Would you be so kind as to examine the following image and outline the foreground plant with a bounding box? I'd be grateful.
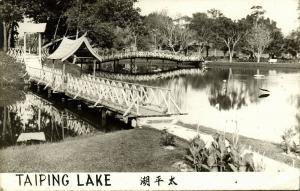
[160,129,175,146]
[281,128,300,154]
[185,133,256,172]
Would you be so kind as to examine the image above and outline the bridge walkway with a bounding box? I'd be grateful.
[23,55,183,119]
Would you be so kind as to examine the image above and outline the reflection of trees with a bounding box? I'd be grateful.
[207,68,268,110]
[167,76,188,109]
[208,80,247,110]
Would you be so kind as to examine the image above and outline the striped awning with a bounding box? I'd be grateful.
[47,34,102,61]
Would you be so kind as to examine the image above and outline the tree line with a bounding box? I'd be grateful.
[0,0,300,62]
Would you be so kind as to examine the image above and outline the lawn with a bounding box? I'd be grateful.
[0,51,26,106]
[0,128,187,172]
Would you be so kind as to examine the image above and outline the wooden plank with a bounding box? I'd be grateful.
[17,132,46,142]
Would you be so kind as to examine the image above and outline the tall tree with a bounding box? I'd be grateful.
[0,0,24,52]
[65,0,141,49]
[144,11,172,50]
[22,0,73,42]
[212,17,247,62]
[189,12,213,56]
[0,18,3,49]
[246,24,272,63]
[284,29,300,58]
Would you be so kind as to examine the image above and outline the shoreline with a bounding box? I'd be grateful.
[205,61,300,69]
[140,118,300,169]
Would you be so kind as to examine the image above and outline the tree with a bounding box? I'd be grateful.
[212,17,247,62]
[239,6,284,59]
[161,22,194,53]
[0,18,3,49]
[284,29,300,58]
[22,0,74,42]
[246,24,272,62]
[189,12,213,56]
[207,8,224,19]
[144,11,172,50]
[65,0,141,49]
[0,0,24,52]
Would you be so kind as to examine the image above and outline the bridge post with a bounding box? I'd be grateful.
[100,108,107,127]
[113,60,116,72]
[37,84,41,93]
[62,62,67,91]
[47,89,52,98]
[93,60,96,78]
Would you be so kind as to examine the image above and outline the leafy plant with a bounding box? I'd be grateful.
[281,128,298,154]
[185,133,256,172]
[160,129,175,146]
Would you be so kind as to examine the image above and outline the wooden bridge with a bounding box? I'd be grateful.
[95,51,204,63]
[23,55,183,120]
[8,47,203,64]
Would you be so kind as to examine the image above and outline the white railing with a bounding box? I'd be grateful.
[7,47,49,62]
[100,51,203,62]
[25,65,182,117]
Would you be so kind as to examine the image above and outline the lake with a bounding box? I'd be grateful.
[1,66,299,147]
[147,67,300,143]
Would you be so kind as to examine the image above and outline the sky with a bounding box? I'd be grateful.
[135,0,299,35]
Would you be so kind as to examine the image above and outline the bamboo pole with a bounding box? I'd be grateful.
[38,33,42,63]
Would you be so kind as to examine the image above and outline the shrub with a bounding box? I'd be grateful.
[185,133,256,172]
[160,129,175,146]
[281,128,300,154]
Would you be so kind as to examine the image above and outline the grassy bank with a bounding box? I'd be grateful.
[0,51,26,106]
[206,61,300,69]
[0,128,187,172]
[176,121,300,168]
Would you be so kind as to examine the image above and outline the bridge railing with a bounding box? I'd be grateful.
[100,51,203,62]
[26,65,64,92]
[7,47,49,62]
[7,48,24,62]
[25,65,182,117]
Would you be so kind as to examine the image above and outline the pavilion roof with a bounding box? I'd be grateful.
[47,34,102,62]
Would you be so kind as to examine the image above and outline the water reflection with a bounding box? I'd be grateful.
[150,67,300,143]
[0,91,125,148]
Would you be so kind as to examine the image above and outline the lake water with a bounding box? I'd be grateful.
[1,66,299,147]
[0,85,126,148]
[147,67,300,143]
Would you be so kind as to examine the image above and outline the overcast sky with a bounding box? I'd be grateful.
[135,0,299,35]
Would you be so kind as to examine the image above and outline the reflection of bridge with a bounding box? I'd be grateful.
[8,93,96,135]
[23,55,183,120]
[95,68,206,82]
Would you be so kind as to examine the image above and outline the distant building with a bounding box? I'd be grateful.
[173,16,191,28]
